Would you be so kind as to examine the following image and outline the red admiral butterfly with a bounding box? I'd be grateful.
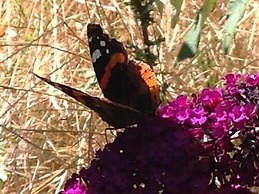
[34,24,160,128]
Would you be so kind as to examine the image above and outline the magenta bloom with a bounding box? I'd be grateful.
[189,106,207,125]
[200,88,223,108]
[159,95,191,123]
[245,74,259,86]
[59,74,259,194]
[60,176,87,194]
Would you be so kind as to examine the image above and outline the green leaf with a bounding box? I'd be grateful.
[155,0,164,16]
[160,82,170,104]
[176,0,216,64]
[24,29,34,42]
[170,0,184,28]
[223,0,249,54]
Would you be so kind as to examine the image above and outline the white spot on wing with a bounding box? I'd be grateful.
[92,49,102,63]
[88,37,92,42]
[106,49,109,54]
[100,40,106,47]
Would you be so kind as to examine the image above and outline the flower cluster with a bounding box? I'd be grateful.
[59,74,258,194]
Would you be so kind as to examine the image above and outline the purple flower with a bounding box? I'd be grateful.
[158,105,175,119]
[245,74,259,86]
[229,105,247,125]
[176,105,190,122]
[189,106,207,126]
[225,73,242,95]
[159,95,191,123]
[211,121,228,138]
[210,104,228,122]
[189,127,204,139]
[243,103,256,118]
[60,177,87,194]
[59,73,258,194]
[200,88,223,108]
[228,104,256,129]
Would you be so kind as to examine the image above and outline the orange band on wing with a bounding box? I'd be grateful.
[139,62,161,106]
[100,53,126,90]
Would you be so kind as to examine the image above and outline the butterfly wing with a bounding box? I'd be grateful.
[126,60,161,115]
[87,24,129,105]
[33,73,146,128]
[87,24,161,114]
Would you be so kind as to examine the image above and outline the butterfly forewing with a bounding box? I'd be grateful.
[87,24,161,115]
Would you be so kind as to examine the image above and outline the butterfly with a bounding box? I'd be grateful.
[34,24,160,128]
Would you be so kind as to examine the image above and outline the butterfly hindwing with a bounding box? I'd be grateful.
[33,73,146,128]
[126,60,161,114]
